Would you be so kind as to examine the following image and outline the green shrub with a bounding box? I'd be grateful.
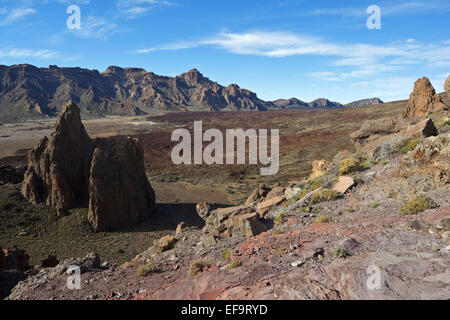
[353,177,364,185]
[370,202,380,209]
[189,257,213,276]
[274,211,289,226]
[333,248,348,259]
[221,249,232,261]
[136,263,156,277]
[445,120,450,126]
[311,189,340,203]
[313,216,333,224]
[225,260,242,270]
[399,196,437,216]
[307,178,323,191]
[396,140,421,154]
[347,208,355,213]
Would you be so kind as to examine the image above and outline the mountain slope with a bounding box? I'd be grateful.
[0,65,273,122]
[345,98,384,108]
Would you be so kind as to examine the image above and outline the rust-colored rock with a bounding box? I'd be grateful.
[403,77,445,118]
[156,235,177,252]
[88,137,155,232]
[22,102,94,209]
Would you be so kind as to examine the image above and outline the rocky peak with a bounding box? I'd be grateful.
[403,77,446,118]
[179,68,205,85]
[445,75,450,94]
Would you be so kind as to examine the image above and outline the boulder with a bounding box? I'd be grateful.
[199,204,257,236]
[41,255,59,268]
[196,202,212,219]
[351,117,400,142]
[445,75,450,94]
[265,184,285,200]
[256,196,285,218]
[88,137,156,232]
[245,184,270,205]
[156,235,177,252]
[332,176,355,194]
[22,102,94,209]
[310,160,331,180]
[226,212,267,237]
[80,252,101,269]
[403,77,446,118]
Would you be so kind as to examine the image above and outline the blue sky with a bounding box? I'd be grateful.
[0,0,449,103]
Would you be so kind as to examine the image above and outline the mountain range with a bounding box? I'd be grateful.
[0,64,383,123]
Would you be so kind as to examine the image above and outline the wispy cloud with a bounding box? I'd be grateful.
[69,16,117,39]
[0,7,36,26]
[136,31,450,68]
[116,0,174,19]
[0,48,60,59]
[302,1,450,18]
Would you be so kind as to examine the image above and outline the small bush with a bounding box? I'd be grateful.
[354,177,364,185]
[370,202,380,209]
[396,139,421,154]
[225,260,242,270]
[333,248,348,259]
[307,178,323,191]
[136,263,156,277]
[347,208,355,213]
[222,249,232,261]
[274,211,289,226]
[338,155,369,175]
[399,196,437,216]
[189,257,213,276]
[445,120,450,126]
[313,216,333,224]
[311,189,340,204]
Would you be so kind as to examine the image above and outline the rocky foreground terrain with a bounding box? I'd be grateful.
[1,76,449,300]
[0,64,384,123]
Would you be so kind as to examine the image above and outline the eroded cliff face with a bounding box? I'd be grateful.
[0,65,272,122]
[403,77,446,118]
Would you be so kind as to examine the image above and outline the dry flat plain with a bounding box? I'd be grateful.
[0,100,407,265]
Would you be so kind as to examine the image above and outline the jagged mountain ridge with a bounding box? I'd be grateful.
[0,64,383,122]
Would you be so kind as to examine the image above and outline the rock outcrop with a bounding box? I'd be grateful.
[22,102,94,209]
[0,165,25,185]
[403,77,446,118]
[445,75,450,94]
[197,204,266,237]
[2,246,30,272]
[21,102,156,231]
[88,137,155,232]
[310,160,331,180]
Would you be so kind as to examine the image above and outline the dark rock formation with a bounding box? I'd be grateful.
[0,165,25,185]
[21,101,156,231]
[2,246,30,272]
[403,77,446,118]
[22,102,94,209]
[88,137,155,232]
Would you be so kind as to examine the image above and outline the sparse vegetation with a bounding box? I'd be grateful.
[222,249,232,261]
[333,248,349,259]
[445,120,450,126]
[225,259,243,270]
[311,189,340,203]
[189,257,213,276]
[338,155,369,175]
[399,196,437,216]
[347,208,355,213]
[274,211,289,226]
[136,263,156,277]
[370,202,380,209]
[395,139,421,154]
[313,216,333,224]
[353,177,364,185]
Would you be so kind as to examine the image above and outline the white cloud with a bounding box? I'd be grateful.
[116,0,173,19]
[0,7,36,26]
[137,31,450,69]
[0,48,60,59]
[69,16,117,39]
